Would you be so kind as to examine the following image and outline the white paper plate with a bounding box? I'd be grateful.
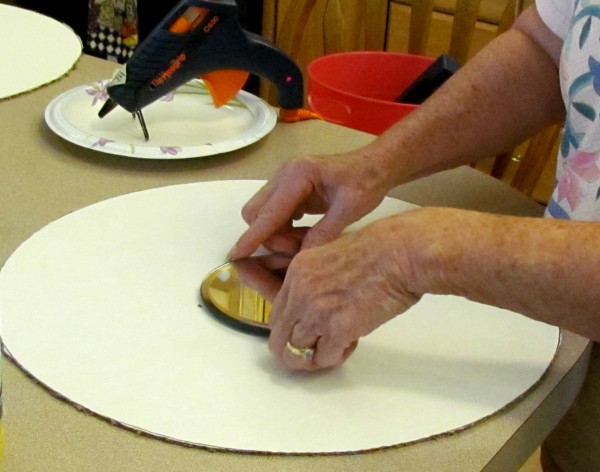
[0,181,560,454]
[0,5,82,99]
[45,80,278,159]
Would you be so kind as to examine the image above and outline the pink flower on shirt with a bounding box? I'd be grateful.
[557,150,600,210]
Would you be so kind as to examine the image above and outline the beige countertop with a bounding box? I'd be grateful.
[0,54,591,472]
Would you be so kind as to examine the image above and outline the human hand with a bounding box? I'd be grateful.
[227,151,394,260]
[267,214,423,370]
[232,253,292,302]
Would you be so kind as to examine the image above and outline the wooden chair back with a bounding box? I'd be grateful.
[261,0,389,104]
[389,0,558,199]
[405,0,523,63]
[263,0,558,199]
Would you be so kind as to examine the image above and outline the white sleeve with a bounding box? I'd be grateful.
[535,0,576,39]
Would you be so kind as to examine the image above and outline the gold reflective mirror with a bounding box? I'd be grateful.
[200,254,293,336]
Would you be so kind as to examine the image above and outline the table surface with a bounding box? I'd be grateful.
[0,54,591,472]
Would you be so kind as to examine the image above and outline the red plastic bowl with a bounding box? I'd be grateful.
[308,52,434,135]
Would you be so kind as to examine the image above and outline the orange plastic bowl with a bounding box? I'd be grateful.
[308,52,434,135]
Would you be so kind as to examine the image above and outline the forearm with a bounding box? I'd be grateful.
[396,208,600,340]
[365,7,565,187]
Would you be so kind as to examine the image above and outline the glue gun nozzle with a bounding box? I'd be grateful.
[98,98,118,118]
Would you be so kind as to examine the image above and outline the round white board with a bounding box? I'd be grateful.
[0,181,560,454]
[0,5,82,99]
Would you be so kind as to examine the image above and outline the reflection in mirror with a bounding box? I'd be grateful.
[199,254,293,336]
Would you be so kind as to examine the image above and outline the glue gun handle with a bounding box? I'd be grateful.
[243,32,304,110]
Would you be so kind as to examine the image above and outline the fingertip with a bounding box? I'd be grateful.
[226,242,247,261]
[226,237,255,262]
[225,245,238,262]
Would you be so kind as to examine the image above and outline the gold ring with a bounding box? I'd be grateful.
[286,341,315,360]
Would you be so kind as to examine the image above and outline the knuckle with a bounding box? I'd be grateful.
[240,202,256,223]
[329,314,358,340]
[293,320,320,341]
[287,155,314,172]
[256,202,279,222]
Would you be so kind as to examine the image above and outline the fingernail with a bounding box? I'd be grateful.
[225,245,237,262]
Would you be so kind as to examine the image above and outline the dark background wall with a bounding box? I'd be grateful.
[12,1,263,92]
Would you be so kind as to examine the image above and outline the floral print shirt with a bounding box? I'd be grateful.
[538,0,600,220]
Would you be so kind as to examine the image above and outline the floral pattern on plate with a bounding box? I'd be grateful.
[45,78,277,160]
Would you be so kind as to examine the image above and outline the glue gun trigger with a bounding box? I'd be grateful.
[201,70,249,107]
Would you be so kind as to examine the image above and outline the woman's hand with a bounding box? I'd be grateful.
[227,151,395,260]
[258,205,600,370]
[266,214,423,370]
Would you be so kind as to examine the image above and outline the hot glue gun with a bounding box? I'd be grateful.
[98,0,318,139]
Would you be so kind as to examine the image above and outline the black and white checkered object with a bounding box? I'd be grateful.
[87,26,135,64]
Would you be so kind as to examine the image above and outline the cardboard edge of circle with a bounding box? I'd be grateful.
[0,4,83,102]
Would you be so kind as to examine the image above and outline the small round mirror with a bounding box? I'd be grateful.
[200,254,292,336]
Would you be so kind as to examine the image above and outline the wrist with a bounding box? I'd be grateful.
[387,207,467,298]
